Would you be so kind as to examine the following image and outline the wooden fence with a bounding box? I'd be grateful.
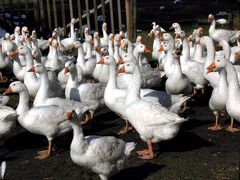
[0,0,136,41]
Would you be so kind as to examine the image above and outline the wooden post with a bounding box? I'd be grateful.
[17,0,21,25]
[39,0,46,33]
[25,0,29,15]
[117,0,122,32]
[61,0,67,36]
[69,0,73,20]
[109,0,114,34]
[85,0,90,31]
[33,0,40,28]
[125,0,136,42]
[93,0,98,31]
[77,0,83,38]
[101,0,106,23]
[1,0,4,15]
[46,0,52,31]
[53,0,58,28]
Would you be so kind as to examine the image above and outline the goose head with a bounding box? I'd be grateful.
[4,81,27,95]
[136,35,142,44]
[169,23,181,32]
[16,46,31,56]
[207,56,228,73]
[102,22,107,30]
[84,27,90,36]
[27,63,44,74]
[21,26,29,36]
[114,34,122,47]
[121,53,138,64]
[208,14,214,23]
[175,30,185,40]
[196,27,203,36]
[117,61,137,75]
[162,33,173,41]
[71,41,81,49]
[120,39,128,49]
[109,33,114,41]
[94,32,100,40]
[97,55,115,65]
[134,44,151,53]
[15,26,21,35]
[5,33,11,40]
[158,42,173,52]
[64,61,75,74]
[51,39,60,49]
[71,18,76,24]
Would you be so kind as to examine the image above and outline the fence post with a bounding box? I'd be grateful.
[125,0,136,42]
[101,0,106,23]
[93,0,98,31]
[39,0,45,33]
[53,0,58,28]
[1,0,4,15]
[85,0,91,31]
[77,0,83,38]
[46,0,52,31]
[60,0,66,36]
[109,0,115,34]
[69,0,73,20]
[33,0,40,29]
[117,0,122,32]
[25,0,29,15]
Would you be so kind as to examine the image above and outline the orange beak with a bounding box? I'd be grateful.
[8,49,19,58]
[27,66,35,72]
[116,66,125,74]
[100,50,105,56]
[97,58,104,64]
[158,34,164,41]
[56,43,60,49]
[144,47,151,53]
[29,36,33,41]
[71,44,76,49]
[117,58,124,65]
[96,34,100,40]
[66,111,73,120]
[169,25,174,30]
[188,37,193,42]
[158,45,164,52]
[123,43,128,49]
[235,50,240,58]
[64,67,70,74]
[175,34,181,39]
[148,31,154,38]
[89,38,94,44]
[207,62,216,73]
[3,86,13,95]
[95,46,100,51]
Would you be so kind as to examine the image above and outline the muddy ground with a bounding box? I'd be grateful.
[0,81,239,180]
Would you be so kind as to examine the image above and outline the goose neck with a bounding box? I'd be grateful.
[106,63,117,91]
[85,42,92,59]
[204,38,215,68]
[181,38,190,60]
[77,46,85,64]
[70,121,86,154]
[225,63,240,95]
[17,90,30,115]
[126,66,141,105]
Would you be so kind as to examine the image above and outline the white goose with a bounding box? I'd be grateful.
[99,55,189,134]
[68,110,135,180]
[100,22,109,47]
[4,81,85,160]
[64,61,105,123]
[60,18,77,50]
[207,56,240,132]
[208,14,238,43]
[73,40,96,79]
[118,61,186,159]
[206,62,228,131]
[0,43,12,81]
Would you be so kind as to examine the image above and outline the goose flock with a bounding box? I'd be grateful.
[0,13,240,179]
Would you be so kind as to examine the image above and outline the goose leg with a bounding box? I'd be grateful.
[139,139,156,160]
[118,120,133,134]
[226,117,240,132]
[35,141,52,160]
[208,112,222,131]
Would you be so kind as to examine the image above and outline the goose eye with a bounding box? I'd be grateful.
[127,64,130,66]
[217,60,220,62]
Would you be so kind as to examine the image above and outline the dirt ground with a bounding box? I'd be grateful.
[0,81,239,180]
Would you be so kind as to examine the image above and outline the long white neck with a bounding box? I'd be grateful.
[85,42,92,59]
[203,37,215,70]
[193,44,203,60]
[77,45,85,64]
[127,40,133,54]
[47,45,53,60]
[108,40,114,56]
[25,53,38,81]
[221,40,231,59]
[114,44,120,63]
[16,90,30,115]
[106,62,117,91]
[70,120,86,154]
[172,58,183,78]
[65,66,78,99]
[181,38,190,62]
[33,69,49,106]
[102,28,108,40]
[49,47,59,67]
[133,48,143,67]
[126,66,141,106]
[70,23,75,39]
[218,69,228,91]
[209,18,216,35]
[225,62,240,97]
